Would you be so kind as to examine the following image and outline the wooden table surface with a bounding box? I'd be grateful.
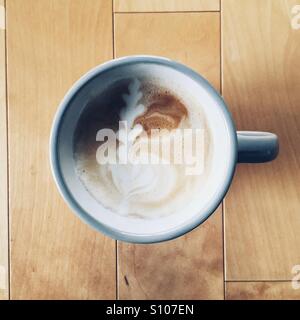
[0,0,300,300]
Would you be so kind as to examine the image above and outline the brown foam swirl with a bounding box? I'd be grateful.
[134,93,188,133]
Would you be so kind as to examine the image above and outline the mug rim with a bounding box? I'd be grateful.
[50,55,237,243]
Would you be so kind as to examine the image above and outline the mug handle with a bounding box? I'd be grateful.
[237,131,279,163]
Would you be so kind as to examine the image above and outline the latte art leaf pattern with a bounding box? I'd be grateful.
[74,76,212,218]
[120,78,145,129]
[111,79,181,215]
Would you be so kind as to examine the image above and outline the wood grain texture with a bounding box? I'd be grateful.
[7,0,115,299]
[115,12,223,299]
[226,282,300,300]
[223,0,300,280]
[0,0,8,300]
[115,12,220,89]
[114,0,220,12]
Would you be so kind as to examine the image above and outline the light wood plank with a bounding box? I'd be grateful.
[0,0,8,301]
[226,282,300,300]
[115,12,220,89]
[7,0,115,299]
[115,12,223,299]
[114,0,220,12]
[223,0,300,280]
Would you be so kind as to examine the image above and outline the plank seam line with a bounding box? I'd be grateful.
[114,11,220,14]
[4,0,10,300]
[112,1,116,60]
[226,280,297,283]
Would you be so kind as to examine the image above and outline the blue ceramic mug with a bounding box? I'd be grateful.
[50,56,278,243]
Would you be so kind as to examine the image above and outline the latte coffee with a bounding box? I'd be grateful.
[73,75,212,219]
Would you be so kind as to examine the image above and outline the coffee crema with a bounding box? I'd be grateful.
[134,93,188,133]
[73,77,212,219]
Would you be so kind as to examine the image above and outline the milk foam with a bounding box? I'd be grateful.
[74,76,212,219]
